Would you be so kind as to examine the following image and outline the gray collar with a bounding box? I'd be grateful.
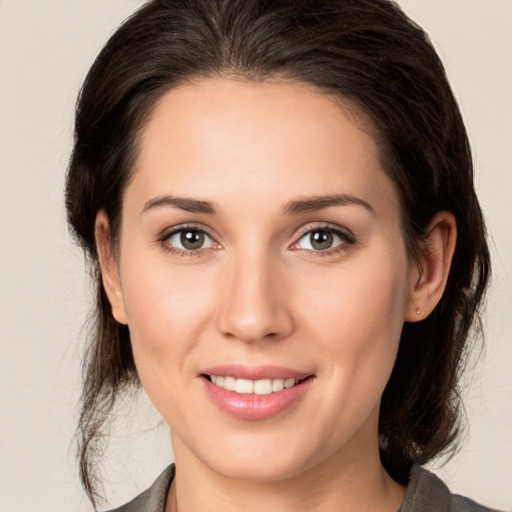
[105,464,174,512]
[106,463,496,512]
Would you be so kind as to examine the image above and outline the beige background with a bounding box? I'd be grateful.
[0,1,511,510]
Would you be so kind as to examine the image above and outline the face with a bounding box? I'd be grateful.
[103,78,420,482]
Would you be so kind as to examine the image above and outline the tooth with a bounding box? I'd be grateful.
[210,375,301,393]
[254,379,272,395]
[284,378,296,389]
[223,376,236,391]
[235,378,254,394]
[272,378,285,392]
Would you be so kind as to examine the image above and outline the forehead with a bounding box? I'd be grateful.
[129,78,399,219]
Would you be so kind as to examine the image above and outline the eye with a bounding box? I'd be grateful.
[163,228,218,252]
[292,227,354,252]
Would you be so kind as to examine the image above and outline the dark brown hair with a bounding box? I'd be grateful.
[65,0,490,505]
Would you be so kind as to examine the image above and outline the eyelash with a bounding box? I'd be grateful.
[157,223,219,258]
[156,223,356,258]
[292,224,356,258]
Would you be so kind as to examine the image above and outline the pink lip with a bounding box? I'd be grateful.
[200,365,315,420]
[201,364,311,381]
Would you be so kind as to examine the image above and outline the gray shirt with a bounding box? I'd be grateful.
[106,463,501,512]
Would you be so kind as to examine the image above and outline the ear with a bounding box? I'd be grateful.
[405,211,457,322]
[95,210,128,325]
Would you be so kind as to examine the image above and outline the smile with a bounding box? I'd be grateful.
[201,367,315,420]
[207,375,305,395]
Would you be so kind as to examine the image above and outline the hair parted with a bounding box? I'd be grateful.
[65,0,490,505]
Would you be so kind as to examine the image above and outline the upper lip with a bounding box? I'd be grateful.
[201,364,313,381]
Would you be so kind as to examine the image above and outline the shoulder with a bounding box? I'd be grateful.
[400,465,503,512]
[104,464,175,512]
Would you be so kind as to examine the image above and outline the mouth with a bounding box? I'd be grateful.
[200,366,315,420]
[203,375,310,395]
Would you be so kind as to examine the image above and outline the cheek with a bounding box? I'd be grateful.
[294,249,409,380]
[118,249,218,372]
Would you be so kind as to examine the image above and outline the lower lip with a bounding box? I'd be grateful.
[202,377,314,420]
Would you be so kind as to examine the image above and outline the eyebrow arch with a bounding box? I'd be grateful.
[141,195,217,215]
[283,194,376,216]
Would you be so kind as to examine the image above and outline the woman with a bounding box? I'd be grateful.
[65,0,498,510]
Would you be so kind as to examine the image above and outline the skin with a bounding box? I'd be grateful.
[96,78,456,512]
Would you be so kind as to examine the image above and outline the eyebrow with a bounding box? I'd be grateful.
[141,192,375,217]
[141,195,217,215]
[283,194,376,216]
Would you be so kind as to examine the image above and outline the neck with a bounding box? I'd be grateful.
[167,430,405,512]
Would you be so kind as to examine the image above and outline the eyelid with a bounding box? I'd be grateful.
[157,223,221,254]
[156,221,355,256]
[158,222,217,240]
[290,222,356,253]
[293,222,355,243]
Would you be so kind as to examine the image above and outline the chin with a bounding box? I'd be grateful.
[207,452,311,483]
[185,425,330,483]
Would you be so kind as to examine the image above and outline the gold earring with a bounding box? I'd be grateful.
[416,307,421,316]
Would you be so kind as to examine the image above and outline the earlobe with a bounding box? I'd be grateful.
[405,211,457,322]
[95,211,128,325]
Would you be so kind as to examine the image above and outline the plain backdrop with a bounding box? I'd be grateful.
[0,1,511,510]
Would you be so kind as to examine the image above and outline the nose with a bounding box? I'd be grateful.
[216,251,294,344]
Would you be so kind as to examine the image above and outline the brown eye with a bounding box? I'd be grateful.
[293,226,354,253]
[309,230,334,250]
[164,228,217,252]
[180,230,205,250]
